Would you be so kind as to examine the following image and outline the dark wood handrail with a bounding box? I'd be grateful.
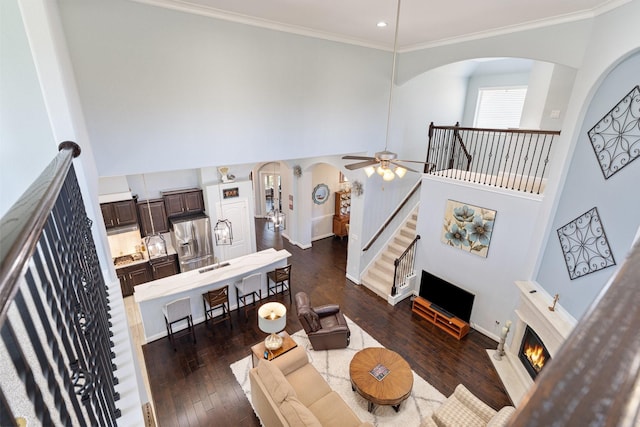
[393,235,421,267]
[363,180,421,252]
[0,141,81,323]
[433,124,561,136]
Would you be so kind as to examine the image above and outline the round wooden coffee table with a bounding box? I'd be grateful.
[349,347,413,413]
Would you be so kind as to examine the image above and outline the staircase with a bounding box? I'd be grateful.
[361,210,418,302]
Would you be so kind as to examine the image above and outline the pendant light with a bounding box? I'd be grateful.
[214,173,233,245]
[267,162,286,231]
[142,174,168,259]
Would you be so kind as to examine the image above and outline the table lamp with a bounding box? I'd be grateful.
[258,302,287,350]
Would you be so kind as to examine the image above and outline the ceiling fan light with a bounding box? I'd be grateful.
[395,166,407,178]
[364,166,375,177]
[383,169,395,181]
[377,165,385,176]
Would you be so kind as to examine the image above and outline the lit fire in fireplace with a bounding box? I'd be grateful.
[524,343,546,372]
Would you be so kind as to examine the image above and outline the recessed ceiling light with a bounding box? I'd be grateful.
[377,21,387,28]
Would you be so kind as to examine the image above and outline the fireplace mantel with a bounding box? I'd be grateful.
[487,281,577,405]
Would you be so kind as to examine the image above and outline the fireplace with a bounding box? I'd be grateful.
[487,281,576,404]
[518,325,551,379]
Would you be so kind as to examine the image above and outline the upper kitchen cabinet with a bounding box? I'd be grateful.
[100,199,137,229]
[162,188,205,218]
[137,199,169,236]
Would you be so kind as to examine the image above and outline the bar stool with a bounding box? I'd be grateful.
[235,273,262,320]
[202,285,232,329]
[267,264,292,303]
[162,296,196,351]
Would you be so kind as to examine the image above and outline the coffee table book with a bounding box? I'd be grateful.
[369,363,390,381]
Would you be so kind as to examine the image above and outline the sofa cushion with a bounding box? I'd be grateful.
[279,396,322,427]
[432,396,487,427]
[451,384,496,422]
[308,391,364,427]
[486,406,516,427]
[284,363,332,406]
[256,360,296,404]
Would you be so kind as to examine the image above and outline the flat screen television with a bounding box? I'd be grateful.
[419,270,475,322]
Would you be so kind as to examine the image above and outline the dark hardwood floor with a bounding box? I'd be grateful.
[143,219,510,426]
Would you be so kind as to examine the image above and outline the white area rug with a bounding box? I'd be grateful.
[230,317,445,426]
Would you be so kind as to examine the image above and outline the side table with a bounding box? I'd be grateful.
[251,331,298,367]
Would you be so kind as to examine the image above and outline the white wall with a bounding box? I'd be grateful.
[408,0,640,333]
[0,0,57,216]
[56,0,392,177]
[126,169,200,200]
[535,50,640,318]
[310,163,340,240]
[416,177,545,337]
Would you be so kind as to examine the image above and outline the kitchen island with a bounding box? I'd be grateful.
[134,248,291,342]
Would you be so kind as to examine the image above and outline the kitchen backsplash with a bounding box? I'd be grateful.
[107,229,143,258]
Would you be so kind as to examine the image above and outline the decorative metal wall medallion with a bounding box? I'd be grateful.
[588,85,640,179]
[557,207,615,280]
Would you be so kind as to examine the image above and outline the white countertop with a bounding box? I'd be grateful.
[134,248,291,303]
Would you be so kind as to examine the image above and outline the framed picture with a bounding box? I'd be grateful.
[441,200,496,258]
[223,187,239,199]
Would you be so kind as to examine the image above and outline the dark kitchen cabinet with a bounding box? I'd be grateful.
[101,199,137,229]
[138,199,169,236]
[163,188,205,217]
[151,254,179,280]
[116,263,152,297]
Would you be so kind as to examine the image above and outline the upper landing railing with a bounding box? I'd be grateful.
[0,143,122,426]
[425,123,561,195]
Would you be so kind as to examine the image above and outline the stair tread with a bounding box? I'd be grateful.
[361,207,419,302]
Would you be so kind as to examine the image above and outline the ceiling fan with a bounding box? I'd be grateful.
[342,0,433,181]
[343,150,430,178]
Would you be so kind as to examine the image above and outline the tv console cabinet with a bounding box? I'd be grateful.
[412,296,470,340]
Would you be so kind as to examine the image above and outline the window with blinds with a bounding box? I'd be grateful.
[474,86,527,129]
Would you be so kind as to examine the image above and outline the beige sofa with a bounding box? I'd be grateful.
[421,384,515,427]
[249,346,372,427]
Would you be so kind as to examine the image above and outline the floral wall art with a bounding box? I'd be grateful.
[441,200,496,258]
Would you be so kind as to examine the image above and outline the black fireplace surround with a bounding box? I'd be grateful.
[518,325,551,380]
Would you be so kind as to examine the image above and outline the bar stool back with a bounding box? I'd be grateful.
[235,273,262,319]
[202,285,232,329]
[162,296,196,350]
[267,264,292,303]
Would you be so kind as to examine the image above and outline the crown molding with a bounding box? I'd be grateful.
[131,0,630,53]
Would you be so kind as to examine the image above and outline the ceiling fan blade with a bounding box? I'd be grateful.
[345,160,379,170]
[342,155,375,161]
[390,161,421,173]
[395,159,431,164]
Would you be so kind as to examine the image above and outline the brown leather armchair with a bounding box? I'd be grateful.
[295,292,350,350]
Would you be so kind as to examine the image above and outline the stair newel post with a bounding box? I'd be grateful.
[392,258,400,296]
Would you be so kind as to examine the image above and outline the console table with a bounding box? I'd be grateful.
[411,296,470,340]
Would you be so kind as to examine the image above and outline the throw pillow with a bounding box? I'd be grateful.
[303,310,321,332]
[280,396,322,427]
[256,360,296,404]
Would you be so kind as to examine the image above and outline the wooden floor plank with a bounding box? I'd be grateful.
[142,218,510,426]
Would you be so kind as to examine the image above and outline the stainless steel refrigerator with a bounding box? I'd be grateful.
[170,214,215,273]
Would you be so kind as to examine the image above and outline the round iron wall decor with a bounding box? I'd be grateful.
[312,183,330,205]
